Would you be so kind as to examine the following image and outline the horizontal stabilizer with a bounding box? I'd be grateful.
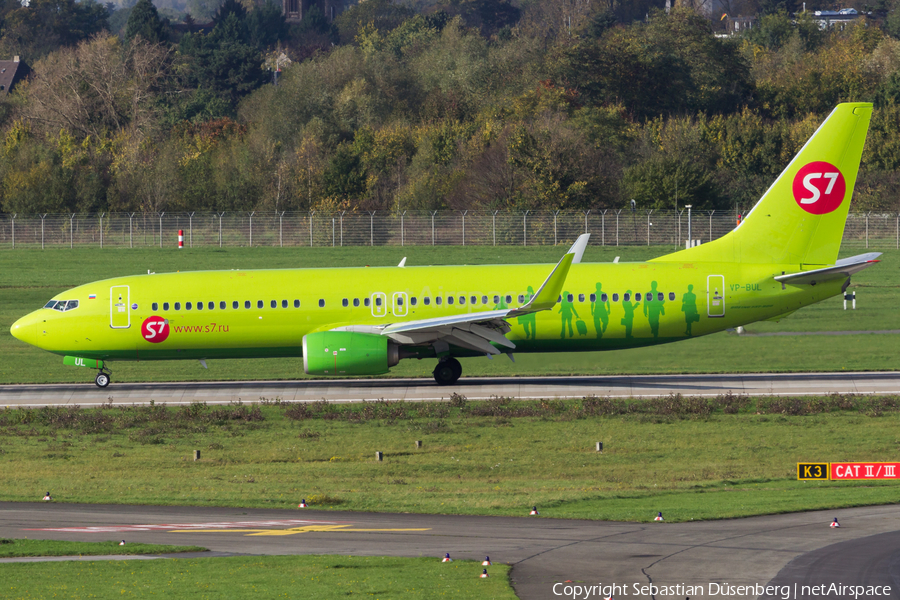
[774,252,882,285]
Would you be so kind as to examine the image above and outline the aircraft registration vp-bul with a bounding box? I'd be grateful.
[11,103,880,388]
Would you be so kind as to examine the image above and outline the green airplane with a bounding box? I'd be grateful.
[11,103,880,388]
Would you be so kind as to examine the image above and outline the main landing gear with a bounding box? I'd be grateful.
[95,367,112,388]
[433,357,462,386]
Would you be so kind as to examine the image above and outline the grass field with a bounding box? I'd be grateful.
[2,397,899,521]
[0,539,205,558]
[1,245,898,384]
[0,555,514,600]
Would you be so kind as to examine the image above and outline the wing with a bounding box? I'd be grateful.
[331,234,590,356]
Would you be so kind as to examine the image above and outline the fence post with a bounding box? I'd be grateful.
[340,211,344,247]
[431,211,437,246]
[332,216,335,247]
[309,210,315,247]
[101,212,106,249]
[279,211,283,247]
[128,213,134,248]
[249,211,255,247]
[646,209,653,246]
[368,211,376,246]
[157,212,163,249]
[461,210,467,246]
[866,212,870,249]
[707,210,715,242]
[189,212,194,248]
[72,214,77,249]
[218,212,224,247]
[896,213,898,250]
[553,210,559,245]
[40,214,46,249]
[401,210,406,246]
[523,210,529,246]
[583,210,590,235]
[10,214,14,249]
[492,210,498,246]
[599,210,607,246]
[615,209,621,246]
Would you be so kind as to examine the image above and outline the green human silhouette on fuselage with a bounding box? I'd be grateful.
[621,290,639,339]
[591,283,610,338]
[559,290,579,338]
[643,281,665,338]
[682,284,699,336]
[518,285,537,340]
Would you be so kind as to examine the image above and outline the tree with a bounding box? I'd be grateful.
[0,0,109,61]
[125,0,168,44]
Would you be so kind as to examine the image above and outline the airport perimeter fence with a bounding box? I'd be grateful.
[0,210,895,250]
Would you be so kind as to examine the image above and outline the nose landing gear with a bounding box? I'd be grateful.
[433,357,462,385]
[95,367,112,388]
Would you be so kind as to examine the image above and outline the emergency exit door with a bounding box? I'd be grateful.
[110,285,131,328]
[707,275,725,317]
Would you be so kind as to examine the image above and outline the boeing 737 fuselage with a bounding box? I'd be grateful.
[10,104,880,387]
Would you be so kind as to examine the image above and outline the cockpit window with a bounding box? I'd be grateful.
[45,300,79,312]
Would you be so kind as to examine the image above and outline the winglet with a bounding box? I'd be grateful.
[567,233,590,264]
[512,234,589,314]
[398,257,407,268]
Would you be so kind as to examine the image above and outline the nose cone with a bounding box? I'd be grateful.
[11,312,40,348]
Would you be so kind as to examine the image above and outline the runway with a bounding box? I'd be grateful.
[2,371,900,407]
[2,502,899,599]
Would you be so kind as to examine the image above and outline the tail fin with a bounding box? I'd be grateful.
[653,103,872,266]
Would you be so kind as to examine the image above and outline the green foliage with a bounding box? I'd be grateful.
[125,0,168,44]
[0,0,109,61]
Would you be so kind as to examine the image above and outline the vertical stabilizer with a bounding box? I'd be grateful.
[653,103,872,266]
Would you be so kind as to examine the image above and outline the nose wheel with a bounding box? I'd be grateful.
[95,369,111,388]
[433,357,462,385]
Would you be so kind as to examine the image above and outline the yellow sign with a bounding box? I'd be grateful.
[797,463,829,480]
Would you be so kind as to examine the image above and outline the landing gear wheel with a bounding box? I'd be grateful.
[433,357,462,386]
[95,372,110,388]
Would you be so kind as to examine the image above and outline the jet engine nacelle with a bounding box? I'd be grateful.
[302,331,399,376]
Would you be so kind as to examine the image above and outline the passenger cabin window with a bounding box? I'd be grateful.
[458,296,464,305]
[471,296,477,305]
[318,299,325,307]
[175,302,181,310]
[164,302,170,311]
[282,300,287,308]
[197,302,203,311]
[436,296,442,305]
[364,298,370,307]
[578,294,585,302]
[186,302,193,310]
[424,297,431,305]
[623,293,630,302]
[353,298,359,307]
[257,300,263,309]
[658,292,664,301]
[411,297,417,306]
[589,294,596,302]
[152,302,158,311]
[668,292,675,301]
[220,302,226,310]
[612,294,619,302]
[447,296,454,305]
[342,299,349,307]
[294,300,301,308]
[493,295,500,304]
[375,297,382,306]
[482,296,487,304]
[245,301,251,309]
[635,293,642,301]
[232,301,238,309]
[566,294,574,302]
[397,297,404,306]
[601,293,608,303]
[505,295,512,304]
[518,295,524,303]
[270,300,277,309]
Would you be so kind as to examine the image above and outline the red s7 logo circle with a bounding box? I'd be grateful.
[141,316,169,343]
[792,162,846,215]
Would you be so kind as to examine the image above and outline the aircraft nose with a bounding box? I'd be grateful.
[10,312,39,347]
